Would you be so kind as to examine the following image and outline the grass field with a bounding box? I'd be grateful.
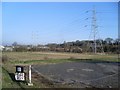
[2,51,119,88]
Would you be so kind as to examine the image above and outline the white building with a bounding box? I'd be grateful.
[0,45,5,51]
[5,46,13,51]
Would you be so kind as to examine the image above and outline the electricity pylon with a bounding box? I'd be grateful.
[87,7,104,54]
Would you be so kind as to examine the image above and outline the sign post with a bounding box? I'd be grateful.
[28,65,33,86]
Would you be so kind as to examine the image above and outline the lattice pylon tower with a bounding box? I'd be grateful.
[87,7,104,54]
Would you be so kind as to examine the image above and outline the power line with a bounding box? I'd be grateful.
[59,8,108,54]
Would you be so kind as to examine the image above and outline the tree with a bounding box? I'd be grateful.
[105,38,114,44]
[114,39,120,45]
[12,42,18,46]
[96,39,103,44]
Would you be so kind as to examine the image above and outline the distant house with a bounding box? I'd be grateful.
[0,45,5,51]
[37,46,50,51]
[4,46,13,51]
[27,47,31,50]
[38,46,50,49]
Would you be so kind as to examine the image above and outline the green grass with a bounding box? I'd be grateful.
[2,65,53,88]
[2,67,21,88]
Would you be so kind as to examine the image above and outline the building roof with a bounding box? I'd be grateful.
[0,45,5,48]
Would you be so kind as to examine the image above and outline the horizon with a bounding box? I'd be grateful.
[2,2,118,45]
[2,37,119,46]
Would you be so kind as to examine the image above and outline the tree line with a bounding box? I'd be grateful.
[46,38,119,54]
[11,37,120,54]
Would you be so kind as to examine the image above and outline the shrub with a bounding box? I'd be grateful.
[69,56,75,59]
[2,55,8,63]
[44,56,49,60]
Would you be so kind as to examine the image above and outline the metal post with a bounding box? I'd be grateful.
[28,65,33,86]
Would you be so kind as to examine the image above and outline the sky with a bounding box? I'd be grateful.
[1,0,120,2]
[2,2,118,45]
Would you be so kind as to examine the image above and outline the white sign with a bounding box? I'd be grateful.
[15,73,25,81]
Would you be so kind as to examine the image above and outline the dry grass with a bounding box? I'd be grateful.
[2,51,118,62]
